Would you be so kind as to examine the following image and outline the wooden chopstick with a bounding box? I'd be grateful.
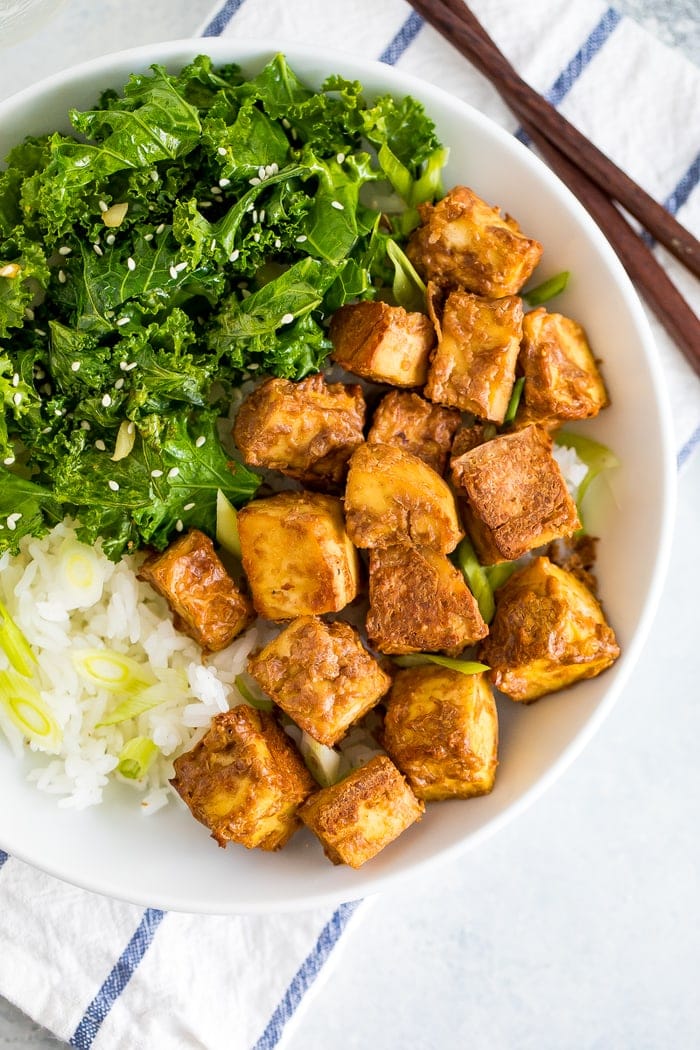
[408,0,700,281]
[406,0,700,376]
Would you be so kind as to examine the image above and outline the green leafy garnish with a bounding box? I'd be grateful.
[392,654,489,675]
[523,270,570,306]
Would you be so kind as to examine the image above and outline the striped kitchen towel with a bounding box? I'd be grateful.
[0,2,698,1049]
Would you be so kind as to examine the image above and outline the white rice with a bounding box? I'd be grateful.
[0,520,262,812]
[552,442,589,496]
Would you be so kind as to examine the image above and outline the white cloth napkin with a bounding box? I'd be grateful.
[1,2,699,1049]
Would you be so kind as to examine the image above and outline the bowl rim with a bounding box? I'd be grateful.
[0,38,677,913]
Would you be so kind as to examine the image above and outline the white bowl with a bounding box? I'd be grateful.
[0,40,675,913]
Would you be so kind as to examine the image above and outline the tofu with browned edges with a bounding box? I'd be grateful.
[515,307,609,429]
[366,543,488,655]
[367,390,462,475]
[479,556,620,701]
[329,300,435,387]
[299,755,424,868]
[237,492,360,620]
[406,185,543,296]
[138,529,254,652]
[345,443,463,553]
[425,289,523,423]
[233,374,365,489]
[247,616,392,747]
[382,666,498,801]
[170,707,315,850]
[451,425,580,564]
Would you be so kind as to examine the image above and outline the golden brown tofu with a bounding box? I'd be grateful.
[406,185,543,296]
[329,300,435,387]
[237,492,360,620]
[344,443,463,553]
[449,423,490,463]
[233,374,365,489]
[479,556,620,701]
[170,706,315,850]
[366,390,462,475]
[382,666,498,800]
[138,529,254,652]
[247,616,392,747]
[451,425,581,564]
[515,307,609,429]
[425,289,523,422]
[366,543,488,656]
[298,755,424,868]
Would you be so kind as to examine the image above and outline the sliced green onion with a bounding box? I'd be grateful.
[111,419,136,462]
[0,669,62,753]
[484,561,520,592]
[392,654,490,675]
[300,732,342,787]
[58,539,104,610]
[117,736,159,779]
[216,488,242,560]
[555,430,620,513]
[504,376,525,425]
[96,693,164,727]
[386,238,426,313]
[72,649,156,694]
[234,672,273,711]
[523,270,570,306]
[453,536,496,624]
[0,599,36,677]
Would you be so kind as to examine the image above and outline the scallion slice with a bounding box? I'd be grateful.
[386,239,427,313]
[216,489,242,560]
[300,732,342,787]
[523,270,570,306]
[117,736,159,779]
[234,672,273,711]
[555,430,620,515]
[453,536,496,624]
[0,599,36,677]
[392,654,489,675]
[0,669,62,753]
[72,649,156,694]
[504,376,525,425]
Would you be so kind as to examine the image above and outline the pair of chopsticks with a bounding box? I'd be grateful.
[406,0,700,378]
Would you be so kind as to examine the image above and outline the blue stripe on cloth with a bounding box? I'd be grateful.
[678,421,700,469]
[664,150,700,215]
[201,0,248,37]
[69,908,165,1050]
[0,850,8,869]
[251,900,362,1050]
[545,7,622,106]
[378,10,424,65]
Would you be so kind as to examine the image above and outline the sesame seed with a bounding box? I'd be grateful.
[108,480,120,491]
[281,312,294,325]
[34,368,45,379]
[331,200,344,210]
[210,186,222,196]
[54,407,63,416]
[150,170,159,182]
[116,317,130,327]
[12,392,22,406]
[199,200,213,208]
[80,420,91,430]
[241,288,251,299]
[167,467,179,479]
[229,249,240,262]
[151,469,163,478]
[101,394,112,407]
[169,266,178,279]
[119,361,129,371]
[259,209,265,222]
[210,239,216,252]
[258,166,266,180]
[24,307,35,321]
[144,233,153,242]
[99,200,108,212]
[296,234,307,242]
[35,328,46,336]
[217,146,227,156]
[58,269,67,283]
[105,234,116,245]
[195,435,206,448]
[337,152,346,164]
[70,361,81,372]
[93,244,103,256]
[58,245,72,256]
[127,257,136,271]
[174,261,188,273]
[6,513,21,531]
[175,519,183,532]
[274,238,281,249]
[11,373,19,387]
[95,439,106,451]
[252,210,258,223]
[282,118,291,128]
[219,177,230,188]
[183,502,195,511]
[249,177,261,186]
[253,232,260,243]
[114,377,125,390]
[156,223,165,235]
[4,456,15,466]
[125,362,138,371]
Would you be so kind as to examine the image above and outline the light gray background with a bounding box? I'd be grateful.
[0,1,698,1048]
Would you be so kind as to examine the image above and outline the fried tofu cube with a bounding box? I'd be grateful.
[479,556,620,701]
[233,374,365,489]
[425,289,523,422]
[449,423,490,463]
[138,529,254,652]
[344,443,463,553]
[298,755,424,868]
[170,707,315,850]
[367,390,462,475]
[247,616,392,747]
[515,307,609,429]
[406,185,543,296]
[366,543,488,656]
[451,425,580,564]
[382,666,498,800]
[237,492,360,620]
[329,300,435,387]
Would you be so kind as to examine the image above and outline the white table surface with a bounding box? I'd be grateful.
[1,2,698,1048]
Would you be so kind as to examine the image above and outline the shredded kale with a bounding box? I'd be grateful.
[0,53,445,558]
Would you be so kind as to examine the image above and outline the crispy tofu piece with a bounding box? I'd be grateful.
[344,443,463,553]
[406,185,543,296]
[329,300,435,387]
[298,755,424,868]
[247,616,392,747]
[451,424,580,564]
[170,707,315,850]
[237,492,360,621]
[367,390,462,475]
[233,374,365,489]
[479,556,620,701]
[515,308,609,429]
[449,423,490,463]
[138,529,254,652]
[382,666,498,801]
[366,543,488,656]
[425,289,523,422]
